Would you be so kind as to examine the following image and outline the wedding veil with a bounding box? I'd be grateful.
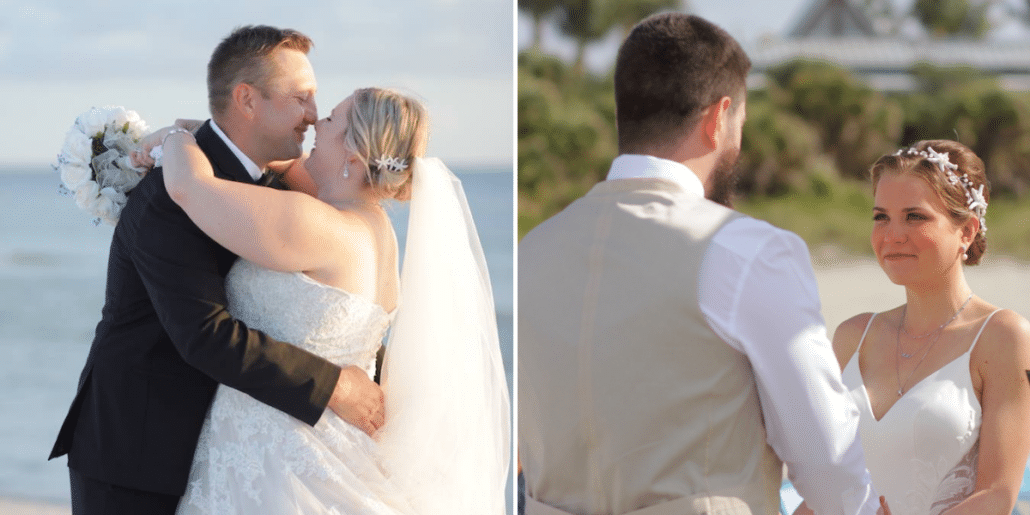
[378,157,511,514]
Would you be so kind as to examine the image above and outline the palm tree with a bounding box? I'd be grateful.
[556,0,617,76]
[912,0,991,39]
[520,0,563,51]
[611,0,686,39]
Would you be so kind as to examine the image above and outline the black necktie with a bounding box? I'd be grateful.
[257,170,276,187]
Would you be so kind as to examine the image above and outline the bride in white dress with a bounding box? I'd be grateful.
[795,140,1030,515]
[158,87,509,513]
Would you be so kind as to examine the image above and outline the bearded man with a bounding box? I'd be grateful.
[519,13,886,515]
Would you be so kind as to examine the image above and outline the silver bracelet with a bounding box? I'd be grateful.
[161,127,192,147]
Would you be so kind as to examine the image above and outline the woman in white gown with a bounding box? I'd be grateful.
[796,140,1030,515]
[158,87,509,514]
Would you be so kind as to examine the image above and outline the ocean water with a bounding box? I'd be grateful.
[0,166,513,504]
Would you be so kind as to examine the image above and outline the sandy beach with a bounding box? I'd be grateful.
[0,498,69,515]
[812,249,1030,336]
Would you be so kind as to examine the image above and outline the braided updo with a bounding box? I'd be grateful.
[342,88,429,201]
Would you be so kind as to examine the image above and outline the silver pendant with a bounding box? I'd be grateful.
[897,388,904,396]
[900,352,914,359]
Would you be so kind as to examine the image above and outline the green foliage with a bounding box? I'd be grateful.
[763,60,902,182]
[913,0,990,39]
[518,53,1030,256]
[516,0,1030,258]
[895,65,1030,196]
[737,174,1030,262]
[518,51,617,236]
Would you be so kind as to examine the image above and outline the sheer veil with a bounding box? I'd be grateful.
[377,157,511,513]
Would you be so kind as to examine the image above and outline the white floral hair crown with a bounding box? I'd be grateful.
[372,156,409,173]
[893,145,987,233]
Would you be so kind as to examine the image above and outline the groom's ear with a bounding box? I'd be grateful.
[700,96,733,151]
[232,83,259,120]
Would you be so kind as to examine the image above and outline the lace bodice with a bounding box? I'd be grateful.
[226,259,391,373]
[178,259,413,515]
[842,311,1000,515]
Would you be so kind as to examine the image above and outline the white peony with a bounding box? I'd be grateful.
[61,129,92,167]
[74,181,100,211]
[76,107,108,138]
[60,162,92,190]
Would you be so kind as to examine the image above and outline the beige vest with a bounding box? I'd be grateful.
[519,178,782,515]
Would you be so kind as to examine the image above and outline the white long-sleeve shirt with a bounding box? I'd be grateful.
[607,154,879,515]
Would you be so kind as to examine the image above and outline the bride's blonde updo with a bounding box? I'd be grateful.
[343,88,429,201]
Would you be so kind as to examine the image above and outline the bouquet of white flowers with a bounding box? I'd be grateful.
[56,106,151,225]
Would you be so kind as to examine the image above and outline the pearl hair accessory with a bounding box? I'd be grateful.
[893,145,988,234]
[373,156,409,173]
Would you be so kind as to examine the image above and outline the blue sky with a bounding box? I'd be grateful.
[1,0,513,169]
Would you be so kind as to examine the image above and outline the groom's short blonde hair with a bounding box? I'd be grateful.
[207,25,313,117]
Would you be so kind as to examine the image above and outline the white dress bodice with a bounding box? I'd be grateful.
[842,310,999,515]
[177,259,414,514]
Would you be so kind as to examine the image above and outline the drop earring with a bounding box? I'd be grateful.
[343,165,350,179]
[961,246,968,260]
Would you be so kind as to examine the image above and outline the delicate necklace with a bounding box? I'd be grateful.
[897,293,973,357]
[895,293,973,396]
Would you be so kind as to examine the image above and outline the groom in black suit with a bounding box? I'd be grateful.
[49,26,384,514]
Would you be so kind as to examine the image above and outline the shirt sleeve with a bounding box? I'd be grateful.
[699,218,879,515]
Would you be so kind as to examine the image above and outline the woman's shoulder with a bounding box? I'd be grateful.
[973,307,1030,357]
[835,311,894,345]
[832,312,879,369]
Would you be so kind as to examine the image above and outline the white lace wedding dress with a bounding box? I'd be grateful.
[177,158,509,514]
[177,259,416,514]
[842,310,1001,515]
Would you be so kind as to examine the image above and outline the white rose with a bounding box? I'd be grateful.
[76,108,109,138]
[60,162,92,190]
[74,181,100,211]
[61,129,92,167]
[122,111,149,143]
[108,106,130,127]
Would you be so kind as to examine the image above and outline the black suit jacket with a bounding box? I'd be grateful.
[50,121,341,496]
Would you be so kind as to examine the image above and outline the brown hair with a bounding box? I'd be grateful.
[207,25,313,117]
[614,13,751,153]
[343,88,429,201]
[870,139,990,265]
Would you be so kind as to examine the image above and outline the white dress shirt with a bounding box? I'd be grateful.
[209,119,263,182]
[607,154,880,515]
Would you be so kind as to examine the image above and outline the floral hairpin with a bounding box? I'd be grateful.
[373,156,408,173]
[893,145,988,233]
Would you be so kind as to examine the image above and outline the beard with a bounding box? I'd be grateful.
[705,145,741,208]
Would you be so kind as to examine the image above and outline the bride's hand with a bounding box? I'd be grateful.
[131,118,203,169]
[328,365,386,437]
